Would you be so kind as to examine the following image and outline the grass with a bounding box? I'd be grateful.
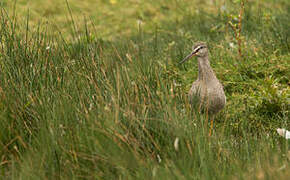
[0,0,289,179]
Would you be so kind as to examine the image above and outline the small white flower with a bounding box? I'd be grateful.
[168,41,175,47]
[89,103,93,111]
[286,131,290,139]
[278,164,286,171]
[137,19,143,26]
[173,80,181,87]
[46,46,50,50]
[277,128,290,139]
[157,154,162,163]
[59,124,66,136]
[174,137,179,151]
[229,42,235,48]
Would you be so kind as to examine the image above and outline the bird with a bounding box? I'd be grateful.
[180,42,226,136]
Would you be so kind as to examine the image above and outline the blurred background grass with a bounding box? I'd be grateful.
[1,0,288,40]
[0,0,289,179]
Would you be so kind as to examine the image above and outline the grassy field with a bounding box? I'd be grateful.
[0,0,289,179]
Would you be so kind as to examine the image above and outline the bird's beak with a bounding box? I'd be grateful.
[179,48,199,64]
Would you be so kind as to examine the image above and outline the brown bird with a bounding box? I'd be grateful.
[180,42,226,136]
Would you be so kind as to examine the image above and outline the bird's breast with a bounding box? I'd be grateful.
[188,81,226,114]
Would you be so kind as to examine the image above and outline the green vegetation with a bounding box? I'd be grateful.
[0,0,289,179]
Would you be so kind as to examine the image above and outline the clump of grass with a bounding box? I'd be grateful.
[0,0,289,179]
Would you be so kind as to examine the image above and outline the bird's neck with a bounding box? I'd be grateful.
[197,56,217,82]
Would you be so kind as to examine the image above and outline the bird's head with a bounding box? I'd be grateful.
[179,42,208,64]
